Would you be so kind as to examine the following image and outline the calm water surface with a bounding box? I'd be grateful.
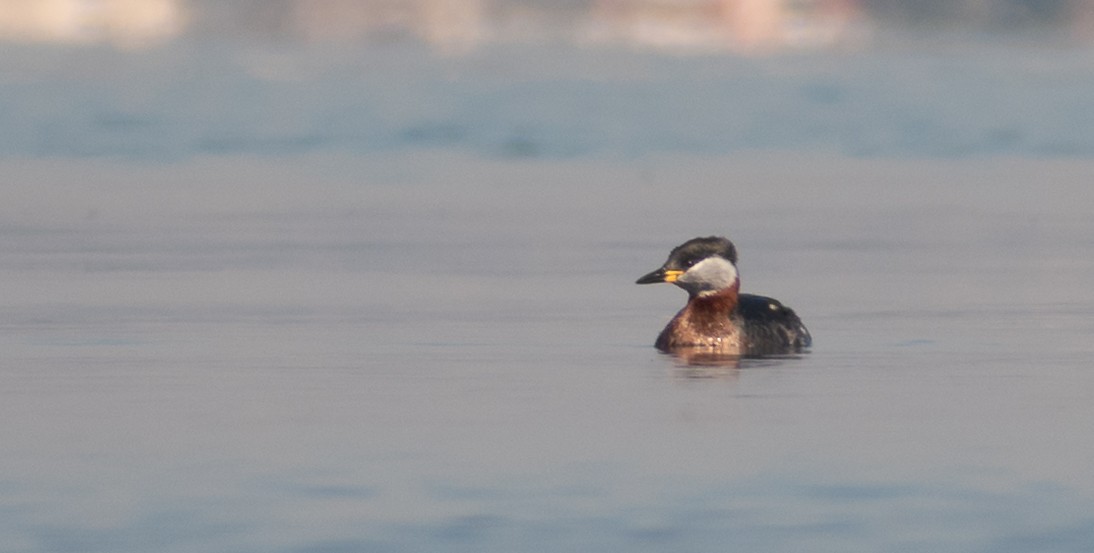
[4,43,1094,552]
[4,153,1094,552]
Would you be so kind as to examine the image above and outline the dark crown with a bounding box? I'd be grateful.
[666,236,738,268]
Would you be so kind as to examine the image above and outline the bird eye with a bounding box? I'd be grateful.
[684,259,696,268]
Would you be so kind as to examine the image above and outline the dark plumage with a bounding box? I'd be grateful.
[736,294,812,355]
[637,236,811,357]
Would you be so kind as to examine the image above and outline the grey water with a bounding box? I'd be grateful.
[4,41,1094,552]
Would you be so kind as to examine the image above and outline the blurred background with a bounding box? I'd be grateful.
[4,0,1094,161]
[2,0,1094,52]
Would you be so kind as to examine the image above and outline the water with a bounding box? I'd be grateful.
[4,42,1094,552]
[7,42,1094,159]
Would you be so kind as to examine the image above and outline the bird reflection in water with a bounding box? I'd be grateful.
[665,349,807,379]
[666,348,741,379]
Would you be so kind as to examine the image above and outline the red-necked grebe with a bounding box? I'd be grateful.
[636,236,811,356]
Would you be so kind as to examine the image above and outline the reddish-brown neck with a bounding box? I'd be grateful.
[687,280,739,313]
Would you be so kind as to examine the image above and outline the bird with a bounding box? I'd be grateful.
[636,236,811,357]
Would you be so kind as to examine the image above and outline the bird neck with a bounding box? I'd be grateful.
[688,280,739,313]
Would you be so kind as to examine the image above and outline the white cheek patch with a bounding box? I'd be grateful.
[677,257,738,295]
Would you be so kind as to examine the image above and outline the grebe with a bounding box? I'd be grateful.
[636,236,811,356]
